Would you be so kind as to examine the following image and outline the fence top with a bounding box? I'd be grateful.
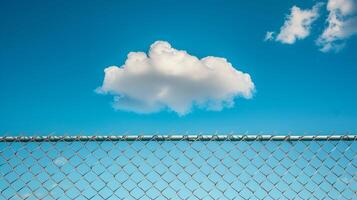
[0,135,356,142]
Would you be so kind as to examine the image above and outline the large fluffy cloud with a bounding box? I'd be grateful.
[317,0,357,52]
[276,4,322,44]
[96,41,255,115]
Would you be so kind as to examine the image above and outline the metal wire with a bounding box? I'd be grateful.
[0,135,356,200]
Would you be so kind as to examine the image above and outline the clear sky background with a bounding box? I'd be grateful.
[0,0,356,135]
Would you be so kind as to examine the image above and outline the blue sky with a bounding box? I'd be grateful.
[0,0,357,134]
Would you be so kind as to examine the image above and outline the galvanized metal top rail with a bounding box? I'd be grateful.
[0,135,356,142]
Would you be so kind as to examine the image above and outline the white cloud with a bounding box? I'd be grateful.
[96,41,255,115]
[317,0,357,52]
[276,3,322,44]
[54,157,67,166]
[264,31,275,41]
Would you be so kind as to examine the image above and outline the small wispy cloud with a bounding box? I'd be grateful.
[54,157,67,166]
[266,0,357,52]
[264,31,275,41]
[275,3,323,44]
[317,0,357,52]
[96,41,255,115]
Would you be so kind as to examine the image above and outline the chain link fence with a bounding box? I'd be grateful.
[0,135,356,200]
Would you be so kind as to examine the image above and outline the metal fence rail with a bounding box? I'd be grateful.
[0,135,356,200]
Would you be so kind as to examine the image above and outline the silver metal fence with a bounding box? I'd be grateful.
[0,135,356,200]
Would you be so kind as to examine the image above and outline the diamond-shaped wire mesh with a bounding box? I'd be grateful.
[0,135,356,200]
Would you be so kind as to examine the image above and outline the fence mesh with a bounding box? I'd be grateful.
[0,135,356,200]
